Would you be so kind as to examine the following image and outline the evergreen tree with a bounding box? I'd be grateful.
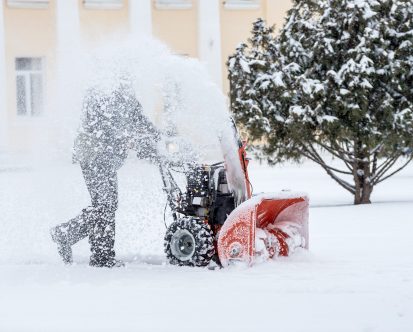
[228,0,413,204]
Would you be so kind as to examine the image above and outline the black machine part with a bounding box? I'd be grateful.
[181,164,236,225]
[159,160,236,226]
[159,160,236,267]
[164,217,215,266]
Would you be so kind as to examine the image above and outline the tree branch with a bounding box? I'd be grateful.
[332,140,355,171]
[299,144,356,194]
[315,140,355,162]
[309,144,353,174]
[369,143,384,156]
[372,156,398,183]
[300,149,352,175]
[374,156,413,185]
[371,151,378,178]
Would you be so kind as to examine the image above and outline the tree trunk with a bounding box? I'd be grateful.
[353,161,373,205]
[354,182,373,204]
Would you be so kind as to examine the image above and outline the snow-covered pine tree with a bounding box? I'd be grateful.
[228,0,413,204]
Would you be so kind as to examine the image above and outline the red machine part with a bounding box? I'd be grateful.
[265,228,290,257]
[238,141,252,199]
[218,136,309,267]
[217,194,309,267]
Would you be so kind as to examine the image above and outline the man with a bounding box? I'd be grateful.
[50,83,160,268]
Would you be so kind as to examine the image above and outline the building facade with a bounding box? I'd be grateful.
[0,0,292,152]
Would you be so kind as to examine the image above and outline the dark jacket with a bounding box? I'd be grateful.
[73,86,160,169]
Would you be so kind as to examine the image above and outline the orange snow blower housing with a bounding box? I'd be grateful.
[159,136,309,267]
[217,141,309,267]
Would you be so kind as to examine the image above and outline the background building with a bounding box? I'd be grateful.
[0,0,292,153]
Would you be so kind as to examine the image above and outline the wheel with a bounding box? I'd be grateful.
[164,217,215,267]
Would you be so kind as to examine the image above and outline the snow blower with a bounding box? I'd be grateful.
[158,130,309,267]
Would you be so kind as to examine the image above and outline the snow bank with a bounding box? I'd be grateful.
[0,161,412,332]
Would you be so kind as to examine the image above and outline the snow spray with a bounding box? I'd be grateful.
[0,35,242,264]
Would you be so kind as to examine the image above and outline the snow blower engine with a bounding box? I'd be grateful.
[158,134,309,268]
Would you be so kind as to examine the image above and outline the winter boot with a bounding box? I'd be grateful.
[50,226,73,265]
[89,256,125,268]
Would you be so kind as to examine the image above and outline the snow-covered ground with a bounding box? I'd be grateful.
[0,158,412,332]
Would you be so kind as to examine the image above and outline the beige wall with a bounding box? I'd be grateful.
[1,0,293,153]
[79,0,129,44]
[220,2,265,93]
[3,0,57,151]
[219,0,292,93]
[265,0,292,32]
[2,0,130,152]
[152,2,198,57]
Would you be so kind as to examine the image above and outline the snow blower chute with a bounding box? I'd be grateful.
[158,129,309,267]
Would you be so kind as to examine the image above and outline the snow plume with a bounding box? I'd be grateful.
[81,36,245,196]
[79,36,236,163]
[0,36,242,263]
[26,36,237,165]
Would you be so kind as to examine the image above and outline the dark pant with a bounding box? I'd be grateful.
[55,160,118,265]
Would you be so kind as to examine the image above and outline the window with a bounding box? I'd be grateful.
[155,0,192,10]
[7,0,49,9]
[15,58,44,117]
[83,0,123,9]
[224,0,260,10]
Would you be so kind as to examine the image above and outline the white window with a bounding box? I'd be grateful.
[15,58,44,117]
[7,0,49,9]
[224,0,260,10]
[155,0,192,10]
[83,0,123,10]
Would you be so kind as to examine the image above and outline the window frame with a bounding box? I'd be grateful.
[154,0,193,10]
[83,0,124,10]
[7,0,49,9]
[223,0,260,10]
[15,57,45,117]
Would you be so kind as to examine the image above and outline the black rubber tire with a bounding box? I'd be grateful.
[164,218,215,267]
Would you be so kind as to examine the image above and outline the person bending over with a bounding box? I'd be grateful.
[50,84,160,268]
